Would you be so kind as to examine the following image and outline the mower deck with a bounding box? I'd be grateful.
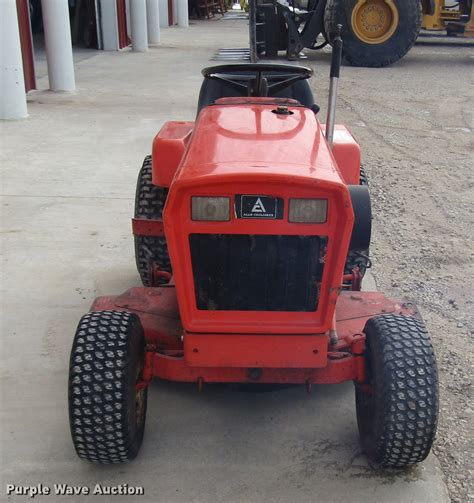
[91,288,419,385]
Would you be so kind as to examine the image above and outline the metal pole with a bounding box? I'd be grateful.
[325,24,343,149]
[146,0,161,43]
[177,0,189,27]
[325,79,338,148]
[0,0,28,119]
[130,0,149,52]
[249,0,257,63]
[41,0,76,92]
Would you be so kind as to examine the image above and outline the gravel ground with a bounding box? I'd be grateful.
[308,40,473,502]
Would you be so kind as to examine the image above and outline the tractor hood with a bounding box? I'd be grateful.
[174,101,344,187]
[164,101,355,335]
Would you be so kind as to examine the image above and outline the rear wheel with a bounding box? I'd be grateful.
[324,0,422,67]
[359,164,369,186]
[68,311,148,463]
[356,314,439,467]
[134,155,172,286]
[344,165,370,283]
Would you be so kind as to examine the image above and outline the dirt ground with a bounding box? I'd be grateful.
[306,40,473,502]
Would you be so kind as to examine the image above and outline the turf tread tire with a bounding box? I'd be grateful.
[68,310,148,464]
[359,164,368,187]
[324,0,422,68]
[134,155,171,286]
[356,314,439,467]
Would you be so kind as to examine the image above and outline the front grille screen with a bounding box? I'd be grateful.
[189,234,325,312]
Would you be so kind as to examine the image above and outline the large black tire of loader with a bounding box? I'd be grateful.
[324,0,422,67]
[356,314,439,467]
[134,155,172,286]
[68,310,148,463]
[344,165,370,279]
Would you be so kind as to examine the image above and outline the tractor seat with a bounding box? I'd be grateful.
[197,73,315,115]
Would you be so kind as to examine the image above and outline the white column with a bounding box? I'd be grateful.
[146,0,160,44]
[100,0,119,50]
[130,0,148,51]
[159,0,169,27]
[177,0,189,27]
[172,0,178,24]
[0,0,28,119]
[41,0,75,91]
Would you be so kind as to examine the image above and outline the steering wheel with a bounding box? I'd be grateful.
[201,64,313,98]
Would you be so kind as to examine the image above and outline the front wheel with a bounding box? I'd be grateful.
[356,314,439,467]
[68,310,148,463]
[324,0,422,67]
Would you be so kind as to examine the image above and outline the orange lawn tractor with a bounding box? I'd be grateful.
[68,35,438,466]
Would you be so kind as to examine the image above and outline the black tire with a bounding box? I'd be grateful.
[356,314,439,467]
[324,0,422,67]
[359,164,368,187]
[344,166,370,279]
[68,310,148,464]
[134,155,171,286]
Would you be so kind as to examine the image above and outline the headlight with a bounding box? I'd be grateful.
[289,198,327,223]
[192,196,230,221]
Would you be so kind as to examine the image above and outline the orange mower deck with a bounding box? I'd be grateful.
[91,288,420,386]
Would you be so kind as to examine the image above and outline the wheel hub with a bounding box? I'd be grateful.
[351,0,399,44]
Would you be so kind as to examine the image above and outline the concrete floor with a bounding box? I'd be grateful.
[1,20,450,503]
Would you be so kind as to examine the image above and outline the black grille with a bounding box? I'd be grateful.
[189,234,325,312]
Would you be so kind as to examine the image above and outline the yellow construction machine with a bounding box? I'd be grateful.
[250,0,474,66]
[423,0,474,34]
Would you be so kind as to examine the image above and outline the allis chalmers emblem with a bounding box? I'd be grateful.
[251,197,267,213]
[238,195,280,219]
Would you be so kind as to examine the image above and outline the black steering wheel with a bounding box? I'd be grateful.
[201,64,313,98]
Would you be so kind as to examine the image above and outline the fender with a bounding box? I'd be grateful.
[321,124,361,185]
[151,121,194,187]
[348,184,371,251]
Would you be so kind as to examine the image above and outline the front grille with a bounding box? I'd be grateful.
[189,234,325,311]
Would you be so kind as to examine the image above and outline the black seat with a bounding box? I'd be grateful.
[197,74,315,115]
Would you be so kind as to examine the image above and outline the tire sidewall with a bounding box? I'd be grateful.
[326,0,422,66]
[124,315,148,459]
[355,321,387,463]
